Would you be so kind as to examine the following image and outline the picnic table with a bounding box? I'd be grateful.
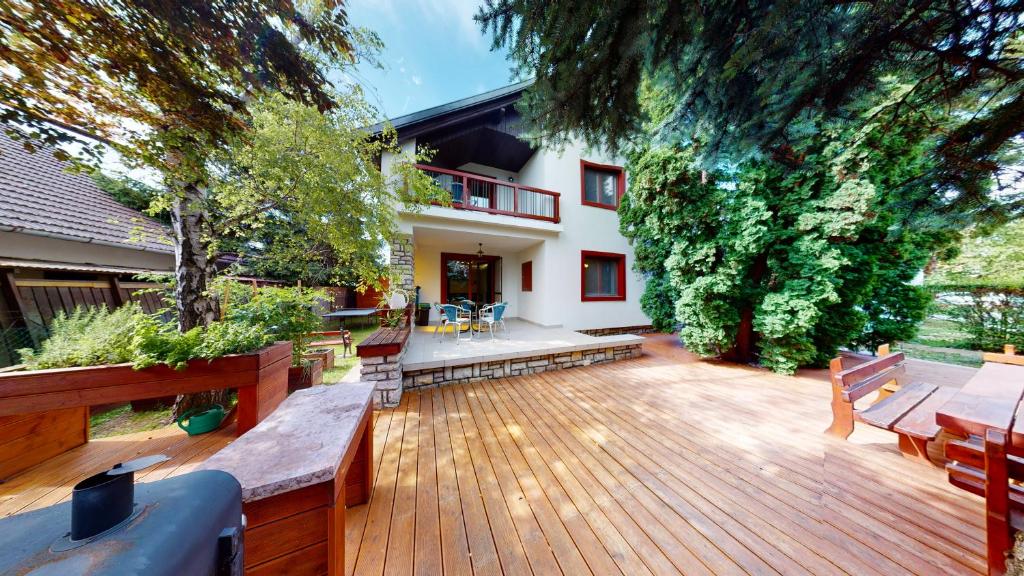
[934,351,1024,576]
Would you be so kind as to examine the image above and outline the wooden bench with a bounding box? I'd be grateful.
[826,350,956,462]
[201,381,375,576]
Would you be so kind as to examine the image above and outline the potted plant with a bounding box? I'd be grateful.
[416,303,430,326]
[302,346,335,370]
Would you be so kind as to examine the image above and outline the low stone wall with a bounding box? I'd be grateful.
[402,343,643,390]
[577,325,656,337]
[361,344,407,408]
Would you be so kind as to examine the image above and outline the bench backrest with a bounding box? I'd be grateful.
[829,352,908,403]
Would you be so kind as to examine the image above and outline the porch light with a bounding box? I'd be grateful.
[476,243,485,257]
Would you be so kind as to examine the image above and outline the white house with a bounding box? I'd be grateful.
[379,81,651,334]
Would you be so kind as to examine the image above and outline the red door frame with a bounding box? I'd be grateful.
[441,252,501,303]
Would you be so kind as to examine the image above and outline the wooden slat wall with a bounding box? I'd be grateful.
[12,279,165,325]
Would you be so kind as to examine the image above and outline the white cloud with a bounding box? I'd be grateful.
[411,75,422,86]
[417,0,486,48]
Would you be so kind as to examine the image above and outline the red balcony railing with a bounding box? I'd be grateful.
[416,164,560,223]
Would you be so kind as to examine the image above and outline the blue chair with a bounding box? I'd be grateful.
[477,302,509,340]
[439,304,470,343]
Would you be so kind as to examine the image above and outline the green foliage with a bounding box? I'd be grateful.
[210,92,448,287]
[18,303,273,371]
[18,305,145,369]
[16,287,331,371]
[91,170,170,224]
[479,1,1023,217]
[622,105,950,373]
[926,220,1024,291]
[133,317,273,370]
[930,288,1024,352]
[228,287,325,364]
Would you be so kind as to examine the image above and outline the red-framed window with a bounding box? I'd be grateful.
[581,251,626,301]
[521,261,533,292]
[580,160,625,210]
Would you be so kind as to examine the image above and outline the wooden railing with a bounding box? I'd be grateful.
[416,164,560,223]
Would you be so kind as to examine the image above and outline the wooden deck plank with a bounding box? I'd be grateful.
[451,386,561,575]
[462,384,599,575]
[383,391,420,576]
[428,388,474,576]
[494,377,745,575]
[441,385,528,575]
[583,356,986,568]
[0,334,987,576]
[352,393,410,576]
[413,391,442,576]
[482,378,697,576]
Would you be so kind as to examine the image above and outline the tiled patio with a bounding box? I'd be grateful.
[347,333,985,575]
[404,319,644,371]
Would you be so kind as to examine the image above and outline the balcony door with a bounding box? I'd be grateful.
[441,253,502,305]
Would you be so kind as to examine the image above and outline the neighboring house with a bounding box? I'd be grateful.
[0,131,174,363]
[378,81,651,333]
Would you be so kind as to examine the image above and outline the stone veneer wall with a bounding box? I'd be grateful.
[576,325,656,337]
[402,343,642,390]
[361,343,407,408]
[390,235,414,292]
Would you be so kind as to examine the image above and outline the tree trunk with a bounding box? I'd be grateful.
[724,252,768,364]
[170,181,230,418]
[171,181,218,331]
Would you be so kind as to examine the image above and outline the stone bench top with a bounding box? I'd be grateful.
[200,382,375,502]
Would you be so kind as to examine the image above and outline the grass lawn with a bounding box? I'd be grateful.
[898,316,983,368]
[322,325,377,383]
[90,404,173,439]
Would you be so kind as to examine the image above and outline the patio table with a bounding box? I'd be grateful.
[936,362,1024,443]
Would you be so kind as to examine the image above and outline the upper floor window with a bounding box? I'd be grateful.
[581,251,626,301]
[580,160,624,210]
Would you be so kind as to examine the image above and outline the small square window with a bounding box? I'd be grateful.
[581,251,626,301]
[522,261,533,292]
[581,161,624,210]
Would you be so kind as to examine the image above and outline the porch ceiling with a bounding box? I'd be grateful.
[412,226,542,253]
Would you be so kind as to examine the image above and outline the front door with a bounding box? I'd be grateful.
[442,253,501,304]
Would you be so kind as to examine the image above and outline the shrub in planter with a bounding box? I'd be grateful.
[228,287,325,366]
[18,304,274,371]
[288,358,323,392]
[302,347,335,370]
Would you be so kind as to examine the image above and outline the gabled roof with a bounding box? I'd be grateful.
[372,79,532,140]
[0,131,173,254]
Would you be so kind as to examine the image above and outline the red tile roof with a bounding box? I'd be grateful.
[0,131,172,254]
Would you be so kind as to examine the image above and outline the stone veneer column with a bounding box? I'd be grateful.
[390,234,414,293]
[360,344,407,408]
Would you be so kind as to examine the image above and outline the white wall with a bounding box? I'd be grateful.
[0,231,174,271]
[388,135,651,331]
[516,139,650,330]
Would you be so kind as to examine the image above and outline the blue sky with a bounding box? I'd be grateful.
[345,0,519,120]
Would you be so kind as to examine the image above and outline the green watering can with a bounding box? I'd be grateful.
[176,404,227,436]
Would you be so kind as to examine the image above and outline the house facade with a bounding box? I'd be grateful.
[379,81,651,333]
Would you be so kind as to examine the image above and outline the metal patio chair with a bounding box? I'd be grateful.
[477,302,510,340]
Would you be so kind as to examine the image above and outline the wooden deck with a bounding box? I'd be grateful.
[0,334,985,575]
[0,422,236,517]
[346,334,985,576]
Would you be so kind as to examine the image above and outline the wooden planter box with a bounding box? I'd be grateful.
[288,358,324,393]
[0,407,88,482]
[0,342,292,480]
[302,347,335,370]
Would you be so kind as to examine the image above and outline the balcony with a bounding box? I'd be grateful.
[417,164,560,223]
